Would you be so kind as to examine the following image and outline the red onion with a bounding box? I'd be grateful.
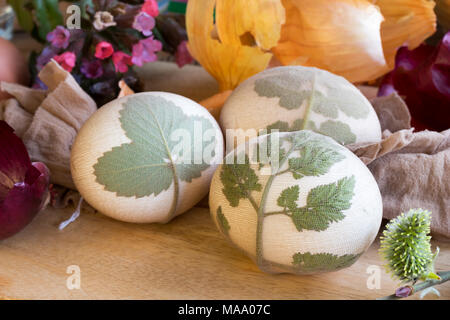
[0,121,50,240]
[378,32,450,132]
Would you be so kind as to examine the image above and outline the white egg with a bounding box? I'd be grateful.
[209,130,382,274]
[220,66,381,152]
[71,92,224,223]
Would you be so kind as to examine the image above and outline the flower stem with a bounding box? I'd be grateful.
[255,173,274,271]
[378,271,450,300]
[255,143,295,272]
[264,210,291,217]
[247,193,259,212]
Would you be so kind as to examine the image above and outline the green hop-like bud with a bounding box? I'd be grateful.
[380,208,435,282]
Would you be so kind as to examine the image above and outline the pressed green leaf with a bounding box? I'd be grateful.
[312,94,370,119]
[254,69,370,119]
[318,120,357,145]
[291,176,356,231]
[287,144,345,179]
[220,155,262,207]
[277,185,299,211]
[292,252,362,272]
[266,119,304,132]
[254,73,314,110]
[312,100,338,118]
[216,206,230,236]
[94,95,215,198]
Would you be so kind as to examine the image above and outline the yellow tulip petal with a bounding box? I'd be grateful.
[186,0,285,91]
[375,0,436,68]
[436,0,450,30]
[272,0,387,83]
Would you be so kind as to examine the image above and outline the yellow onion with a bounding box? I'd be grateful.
[272,0,387,83]
[186,0,285,91]
[375,0,437,69]
[187,0,437,91]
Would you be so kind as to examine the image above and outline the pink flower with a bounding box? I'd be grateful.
[53,52,76,72]
[81,59,104,79]
[46,26,70,49]
[132,12,155,36]
[112,51,132,73]
[95,41,114,60]
[142,0,159,17]
[131,37,162,66]
[175,41,194,68]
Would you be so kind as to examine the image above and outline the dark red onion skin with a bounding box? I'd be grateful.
[0,162,50,240]
[379,33,450,132]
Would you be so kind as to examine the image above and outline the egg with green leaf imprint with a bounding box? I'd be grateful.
[209,130,382,274]
[220,66,381,151]
[71,92,224,223]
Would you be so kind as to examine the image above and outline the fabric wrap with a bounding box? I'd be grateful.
[348,93,450,238]
[0,60,97,189]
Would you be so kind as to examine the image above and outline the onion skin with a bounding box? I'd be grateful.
[0,121,50,240]
[378,32,450,132]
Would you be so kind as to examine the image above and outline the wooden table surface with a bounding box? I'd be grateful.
[0,205,449,300]
[1,33,449,300]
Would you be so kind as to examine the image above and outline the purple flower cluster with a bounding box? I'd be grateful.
[33,0,164,104]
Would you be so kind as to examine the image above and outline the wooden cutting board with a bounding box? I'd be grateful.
[0,205,449,300]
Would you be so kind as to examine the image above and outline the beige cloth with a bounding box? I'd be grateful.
[0,60,97,189]
[348,93,450,239]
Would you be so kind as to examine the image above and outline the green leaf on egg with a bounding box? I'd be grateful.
[290,176,356,231]
[317,120,357,145]
[273,175,355,231]
[277,185,299,212]
[254,69,370,119]
[93,95,216,198]
[266,118,357,145]
[287,144,345,179]
[220,154,262,207]
[254,73,315,110]
[292,252,362,272]
[216,206,230,236]
[266,119,304,132]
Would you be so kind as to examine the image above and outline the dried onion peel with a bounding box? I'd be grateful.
[0,121,50,240]
[186,0,285,91]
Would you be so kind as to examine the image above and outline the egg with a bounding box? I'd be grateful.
[71,92,224,223]
[0,37,29,100]
[220,66,381,152]
[209,130,382,274]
